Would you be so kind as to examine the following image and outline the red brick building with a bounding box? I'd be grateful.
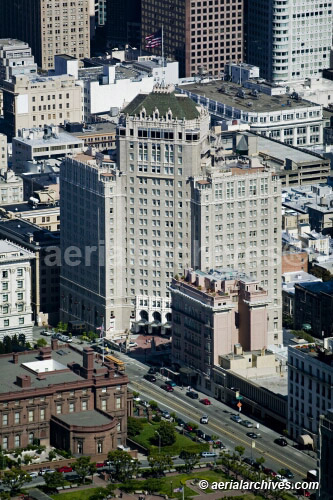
[141,0,244,77]
[0,341,133,456]
[282,249,309,274]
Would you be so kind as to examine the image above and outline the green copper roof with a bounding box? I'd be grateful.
[123,92,200,120]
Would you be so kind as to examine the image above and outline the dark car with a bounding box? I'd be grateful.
[253,461,264,471]
[148,367,157,374]
[275,437,288,447]
[196,429,205,439]
[161,384,174,392]
[144,374,157,382]
[204,434,213,442]
[66,474,80,482]
[243,457,255,466]
[186,391,199,399]
[281,469,294,479]
[247,432,258,439]
[176,418,186,427]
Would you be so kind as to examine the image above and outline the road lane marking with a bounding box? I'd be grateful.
[130,381,309,477]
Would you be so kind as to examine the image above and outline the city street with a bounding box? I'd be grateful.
[31,333,316,481]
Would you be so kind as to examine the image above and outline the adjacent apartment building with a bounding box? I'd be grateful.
[318,408,333,500]
[0,39,37,83]
[141,0,244,78]
[0,342,132,454]
[191,158,282,345]
[288,340,333,449]
[246,0,333,81]
[171,268,269,387]
[0,240,34,342]
[294,281,333,338]
[0,0,90,70]
[2,74,82,138]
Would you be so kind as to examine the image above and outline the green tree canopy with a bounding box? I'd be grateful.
[127,416,144,438]
[147,453,173,477]
[72,456,96,483]
[107,449,140,483]
[2,468,31,493]
[44,471,67,490]
[154,421,176,447]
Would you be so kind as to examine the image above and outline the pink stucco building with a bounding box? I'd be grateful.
[171,268,269,388]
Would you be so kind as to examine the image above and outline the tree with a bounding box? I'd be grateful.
[235,445,245,462]
[144,478,163,493]
[73,456,96,484]
[36,338,48,348]
[2,468,31,493]
[44,471,67,490]
[48,450,57,461]
[149,400,158,410]
[147,453,173,477]
[310,266,332,282]
[107,449,140,483]
[154,421,176,447]
[127,416,144,438]
[179,451,199,472]
[256,456,265,478]
[282,314,294,329]
[291,330,314,343]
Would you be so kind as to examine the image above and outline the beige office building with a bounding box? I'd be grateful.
[0,0,90,71]
[2,75,82,138]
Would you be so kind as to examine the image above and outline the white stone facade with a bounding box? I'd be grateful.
[0,240,34,342]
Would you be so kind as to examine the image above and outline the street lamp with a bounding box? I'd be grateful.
[155,431,161,454]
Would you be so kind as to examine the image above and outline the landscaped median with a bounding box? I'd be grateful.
[128,418,209,456]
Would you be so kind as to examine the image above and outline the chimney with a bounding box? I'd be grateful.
[51,338,59,351]
[12,352,19,364]
[39,346,52,360]
[81,347,94,379]
[16,375,31,388]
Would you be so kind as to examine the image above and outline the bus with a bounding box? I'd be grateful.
[105,355,125,371]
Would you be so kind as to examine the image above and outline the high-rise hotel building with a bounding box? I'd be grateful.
[0,0,90,70]
[60,86,210,334]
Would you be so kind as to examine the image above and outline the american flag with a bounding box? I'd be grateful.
[145,28,162,48]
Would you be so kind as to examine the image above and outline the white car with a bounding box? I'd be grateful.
[39,468,55,476]
[128,342,138,348]
[200,415,209,424]
[40,330,52,336]
[29,471,39,478]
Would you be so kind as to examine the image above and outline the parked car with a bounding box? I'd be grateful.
[29,472,39,478]
[200,415,209,424]
[200,398,212,405]
[165,380,176,387]
[240,420,253,428]
[128,342,138,348]
[96,462,104,469]
[39,468,55,476]
[144,374,157,383]
[40,330,52,336]
[66,474,81,482]
[275,437,288,446]
[247,432,258,439]
[201,451,217,458]
[186,391,198,399]
[280,469,294,479]
[176,418,186,427]
[243,457,255,467]
[230,414,242,423]
[161,384,174,392]
[204,434,213,442]
[57,466,73,474]
[162,410,171,419]
[294,489,310,497]
[184,423,193,432]
[196,429,205,439]
[263,468,277,477]
[214,440,226,450]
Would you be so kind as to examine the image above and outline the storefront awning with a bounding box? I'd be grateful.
[297,434,314,447]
